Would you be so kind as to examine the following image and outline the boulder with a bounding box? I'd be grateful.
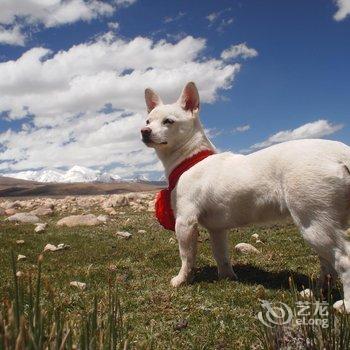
[7,212,40,224]
[5,208,17,216]
[56,214,100,227]
[30,207,53,216]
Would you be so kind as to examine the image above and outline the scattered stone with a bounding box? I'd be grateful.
[56,214,100,227]
[116,231,132,239]
[44,243,57,252]
[17,254,27,261]
[104,207,117,215]
[174,319,188,331]
[234,243,260,254]
[35,223,47,233]
[16,271,23,278]
[70,281,86,290]
[16,240,25,245]
[138,229,146,234]
[147,199,155,212]
[251,233,259,240]
[299,288,314,300]
[4,201,22,210]
[44,243,70,252]
[7,213,40,224]
[30,207,53,216]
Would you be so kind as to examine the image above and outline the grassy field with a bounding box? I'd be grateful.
[0,206,334,349]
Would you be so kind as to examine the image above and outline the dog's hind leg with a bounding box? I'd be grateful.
[297,222,350,313]
[332,239,350,313]
[209,230,237,280]
[171,217,199,287]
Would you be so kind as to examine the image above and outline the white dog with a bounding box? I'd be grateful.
[142,82,350,312]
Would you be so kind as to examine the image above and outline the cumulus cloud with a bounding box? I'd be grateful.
[0,34,240,177]
[0,0,118,46]
[333,0,350,21]
[247,120,344,151]
[0,25,25,46]
[221,43,258,61]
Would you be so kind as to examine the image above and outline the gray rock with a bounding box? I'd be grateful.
[30,207,53,216]
[7,212,40,224]
[56,214,100,227]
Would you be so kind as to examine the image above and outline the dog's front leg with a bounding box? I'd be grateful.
[171,219,198,287]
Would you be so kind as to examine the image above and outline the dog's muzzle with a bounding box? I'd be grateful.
[141,127,152,144]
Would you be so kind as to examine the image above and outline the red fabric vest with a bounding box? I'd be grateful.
[155,150,215,231]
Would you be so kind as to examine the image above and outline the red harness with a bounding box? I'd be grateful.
[155,150,215,231]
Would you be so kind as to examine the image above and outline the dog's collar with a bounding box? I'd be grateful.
[155,149,215,231]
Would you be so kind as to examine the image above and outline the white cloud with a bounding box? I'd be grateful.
[115,0,137,7]
[0,34,241,177]
[0,0,119,46]
[217,18,234,32]
[108,21,119,30]
[0,25,25,46]
[247,120,344,151]
[0,0,115,27]
[221,43,258,61]
[163,11,186,24]
[333,0,350,21]
[233,124,250,133]
[206,8,233,31]
[206,12,220,23]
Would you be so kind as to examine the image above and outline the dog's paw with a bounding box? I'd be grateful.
[170,275,187,288]
[333,299,350,314]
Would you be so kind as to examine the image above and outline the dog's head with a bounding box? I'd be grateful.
[142,82,200,149]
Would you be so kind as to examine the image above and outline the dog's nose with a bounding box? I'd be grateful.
[141,127,152,137]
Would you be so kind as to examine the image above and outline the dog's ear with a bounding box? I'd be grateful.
[145,88,163,113]
[178,82,199,112]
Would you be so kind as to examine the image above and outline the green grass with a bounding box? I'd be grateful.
[0,208,340,349]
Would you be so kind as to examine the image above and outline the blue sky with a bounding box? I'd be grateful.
[0,0,349,179]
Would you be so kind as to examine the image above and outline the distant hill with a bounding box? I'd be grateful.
[0,176,165,198]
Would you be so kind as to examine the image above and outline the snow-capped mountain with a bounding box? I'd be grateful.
[4,166,123,184]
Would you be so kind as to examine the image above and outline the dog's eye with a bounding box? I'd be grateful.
[146,119,150,125]
[163,118,174,125]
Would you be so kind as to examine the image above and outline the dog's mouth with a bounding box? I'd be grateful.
[142,138,167,146]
